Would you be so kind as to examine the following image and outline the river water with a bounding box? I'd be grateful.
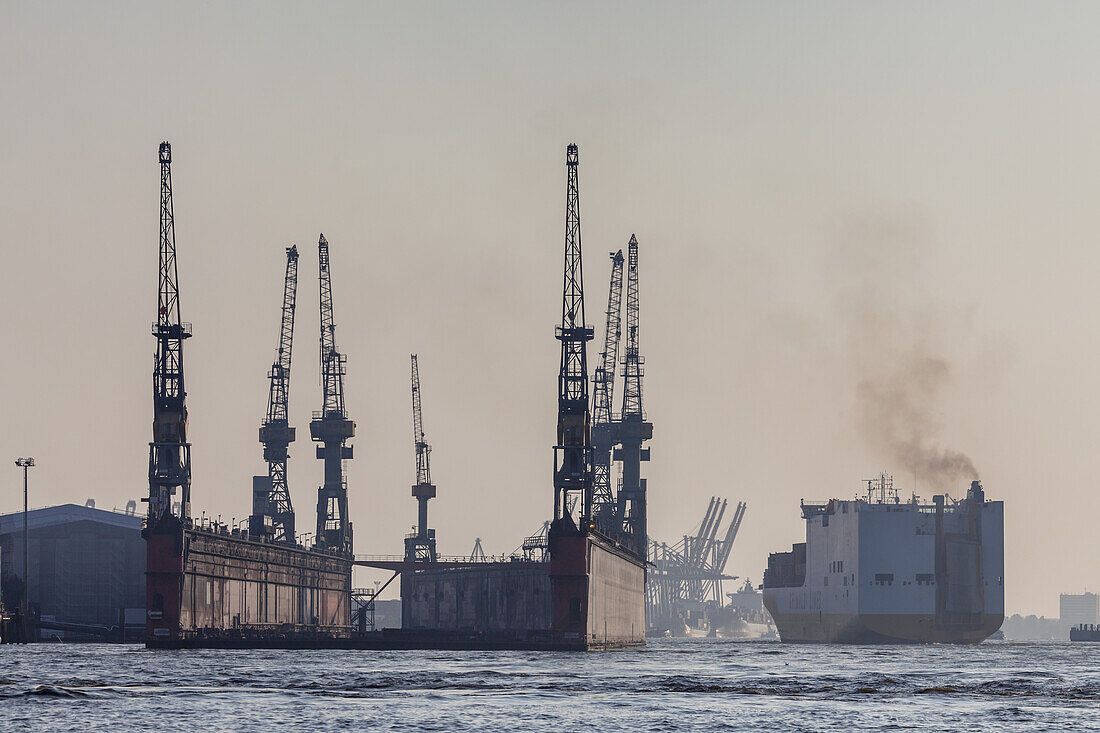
[1,639,1097,731]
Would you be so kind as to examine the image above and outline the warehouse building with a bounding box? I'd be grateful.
[0,502,144,631]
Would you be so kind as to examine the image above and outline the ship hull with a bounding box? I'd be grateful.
[145,520,352,646]
[762,603,1004,644]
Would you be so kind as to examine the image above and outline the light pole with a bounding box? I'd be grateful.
[15,457,34,642]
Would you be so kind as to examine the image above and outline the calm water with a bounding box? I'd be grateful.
[1,639,1097,731]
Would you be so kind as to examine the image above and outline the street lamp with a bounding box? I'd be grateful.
[15,457,34,642]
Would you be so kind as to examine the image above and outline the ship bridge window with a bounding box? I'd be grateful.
[874,573,894,585]
[916,573,934,586]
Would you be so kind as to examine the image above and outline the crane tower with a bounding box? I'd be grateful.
[146,141,192,524]
[405,354,438,562]
[310,234,354,554]
[251,245,300,542]
[552,143,595,527]
[615,235,652,555]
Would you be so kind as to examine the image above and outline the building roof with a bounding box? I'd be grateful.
[0,503,143,535]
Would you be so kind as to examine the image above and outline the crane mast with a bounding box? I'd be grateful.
[147,141,192,524]
[552,144,594,527]
[251,245,299,542]
[405,354,437,562]
[310,234,354,555]
[614,234,652,554]
[591,249,625,526]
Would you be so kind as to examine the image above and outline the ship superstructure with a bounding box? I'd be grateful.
[763,474,1004,644]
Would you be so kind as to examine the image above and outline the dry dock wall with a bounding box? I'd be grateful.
[401,562,551,632]
[550,534,646,647]
[146,526,351,640]
[401,536,646,648]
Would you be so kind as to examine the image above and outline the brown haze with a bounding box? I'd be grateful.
[834,210,983,494]
[856,355,980,492]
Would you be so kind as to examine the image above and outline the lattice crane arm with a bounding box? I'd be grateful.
[266,246,299,425]
[317,234,347,418]
[592,249,625,426]
[411,354,431,486]
[620,234,643,420]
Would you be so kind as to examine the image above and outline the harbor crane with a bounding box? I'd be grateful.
[146,141,192,524]
[251,245,300,542]
[551,144,595,528]
[310,234,354,554]
[591,249,625,528]
[614,235,652,555]
[405,354,438,561]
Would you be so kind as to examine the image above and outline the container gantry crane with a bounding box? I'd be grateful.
[552,143,595,528]
[310,234,355,554]
[251,245,300,543]
[614,235,652,555]
[405,354,438,562]
[591,249,624,528]
[146,141,193,525]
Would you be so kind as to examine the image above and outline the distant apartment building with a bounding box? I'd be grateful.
[0,503,145,628]
[1060,592,1100,628]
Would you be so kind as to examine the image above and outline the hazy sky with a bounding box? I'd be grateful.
[2,2,1098,615]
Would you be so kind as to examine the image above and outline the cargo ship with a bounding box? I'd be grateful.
[763,474,1004,644]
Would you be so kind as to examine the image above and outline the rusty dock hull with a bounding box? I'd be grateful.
[144,521,352,646]
[395,530,646,650]
[548,529,646,649]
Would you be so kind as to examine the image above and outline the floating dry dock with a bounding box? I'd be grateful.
[142,142,649,650]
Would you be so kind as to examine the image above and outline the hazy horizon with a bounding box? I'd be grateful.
[3,2,1100,616]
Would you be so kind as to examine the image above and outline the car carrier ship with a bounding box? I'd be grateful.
[763,473,1004,644]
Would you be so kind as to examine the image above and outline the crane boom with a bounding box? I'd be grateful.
[310,234,355,554]
[716,502,746,571]
[147,141,192,524]
[406,354,437,561]
[620,235,643,421]
[251,245,299,542]
[411,355,431,486]
[591,249,625,523]
[592,249,625,427]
